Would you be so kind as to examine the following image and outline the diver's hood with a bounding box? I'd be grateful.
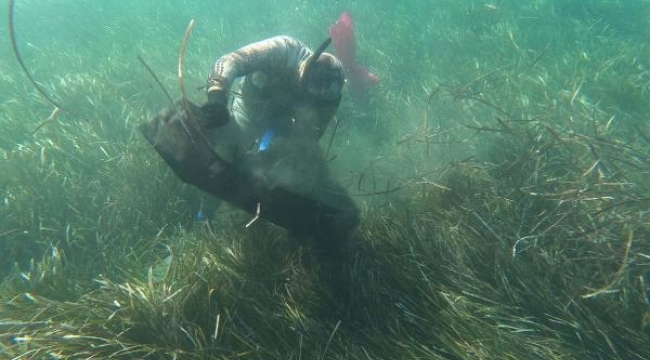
[300,38,345,101]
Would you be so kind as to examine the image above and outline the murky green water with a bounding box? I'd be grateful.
[1,1,650,358]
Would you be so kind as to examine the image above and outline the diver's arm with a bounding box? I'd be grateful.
[207,36,311,94]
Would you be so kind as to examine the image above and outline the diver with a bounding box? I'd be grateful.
[140,35,359,249]
[200,35,345,153]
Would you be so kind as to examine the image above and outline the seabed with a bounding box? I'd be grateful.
[1,1,650,359]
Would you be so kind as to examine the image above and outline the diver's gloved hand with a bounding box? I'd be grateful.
[200,90,230,128]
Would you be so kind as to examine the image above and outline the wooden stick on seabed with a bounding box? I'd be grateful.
[138,55,174,106]
[245,203,261,228]
[8,0,64,111]
[32,107,61,134]
[9,0,73,133]
[178,18,196,117]
[325,116,340,160]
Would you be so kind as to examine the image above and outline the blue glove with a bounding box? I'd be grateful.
[258,129,275,152]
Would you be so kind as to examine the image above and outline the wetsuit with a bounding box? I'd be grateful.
[206,36,344,149]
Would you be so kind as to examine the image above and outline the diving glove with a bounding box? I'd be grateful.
[201,90,230,128]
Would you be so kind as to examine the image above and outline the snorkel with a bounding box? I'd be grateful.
[299,37,333,89]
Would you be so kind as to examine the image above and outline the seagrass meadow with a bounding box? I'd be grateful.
[1,0,650,359]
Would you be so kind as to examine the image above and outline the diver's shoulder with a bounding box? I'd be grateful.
[266,35,304,48]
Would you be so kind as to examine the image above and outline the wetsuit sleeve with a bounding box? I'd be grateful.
[207,36,311,94]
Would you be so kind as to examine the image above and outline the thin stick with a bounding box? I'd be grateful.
[529,42,550,69]
[321,320,341,360]
[8,0,66,111]
[32,106,61,134]
[245,203,261,228]
[137,55,173,105]
[569,79,583,109]
[0,320,51,330]
[212,313,220,341]
[325,116,340,159]
[582,229,634,299]
[301,37,332,82]
[0,229,19,239]
[423,86,441,156]
[178,18,196,115]
[173,18,198,144]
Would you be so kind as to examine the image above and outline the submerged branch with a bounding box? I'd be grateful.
[137,55,174,106]
[9,0,69,119]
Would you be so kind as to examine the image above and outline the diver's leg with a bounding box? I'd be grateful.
[195,193,222,222]
[231,95,263,151]
[185,188,222,222]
